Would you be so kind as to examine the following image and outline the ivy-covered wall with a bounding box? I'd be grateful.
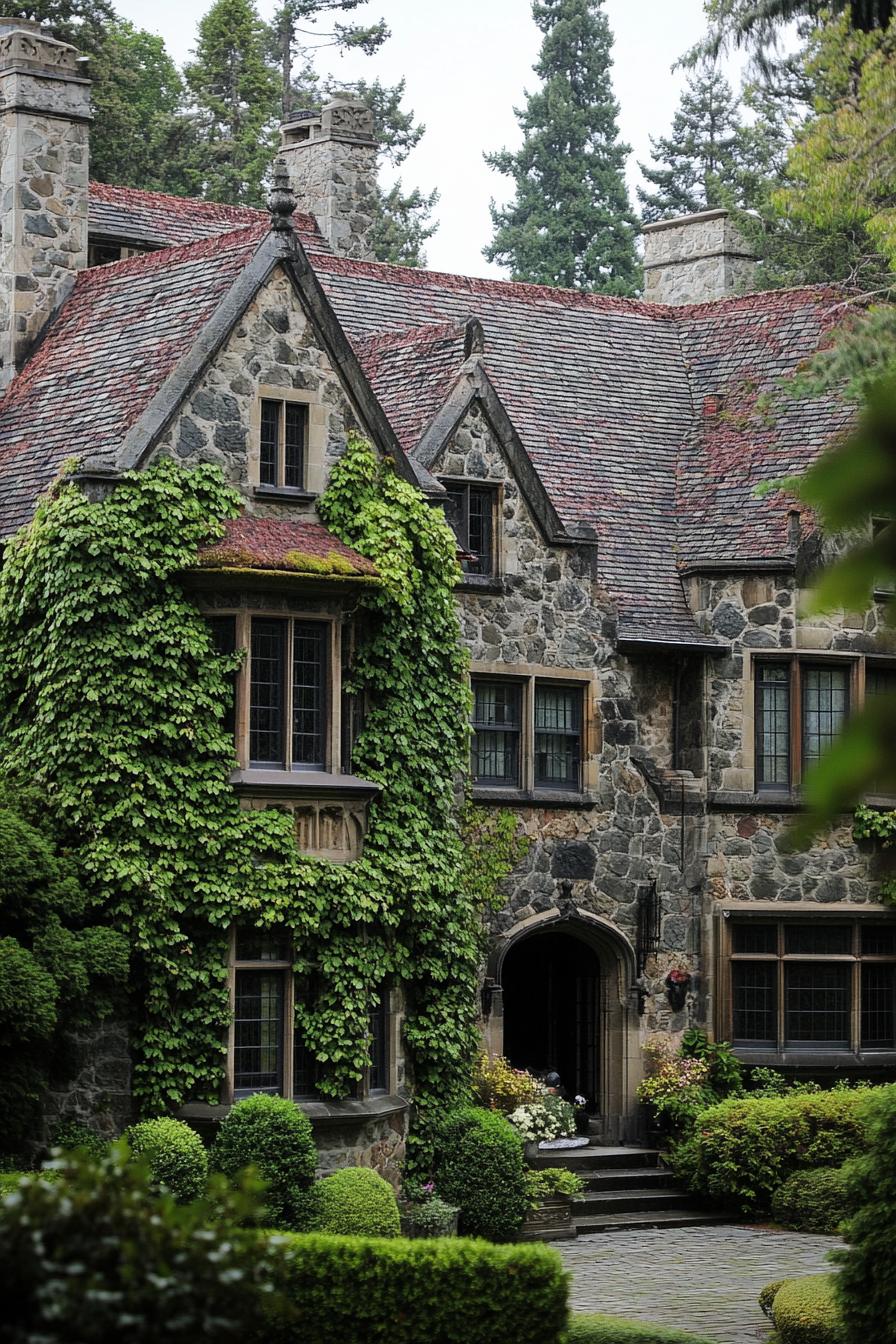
[0,437,487,1147]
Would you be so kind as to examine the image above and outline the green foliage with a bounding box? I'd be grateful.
[562,1317,720,1344]
[638,61,745,222]
[432,1107,528,1242]
[772,1165,852,1233]
[672,1088,873,1214]
[472,1051,542,1113]
[313,1166,400,1238]
[483,0,640,294]
[769,1276,846,1344]
[833,1083,896,1341]
[637,1037,716,1133]
[0,1143,284,1344]
[125,1117,209,1203]
[680,1029,744,1098]
[401,1194,459,1236]
[211,1094,317,1230]
[47,1120,109,1159]
[524,1167,584,1206]
[0,439,496,1140]
[264,1229,569,1344]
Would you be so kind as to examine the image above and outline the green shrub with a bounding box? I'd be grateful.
[0,1169,32,1195]
[125,1117,208,1203]
[772,1165,852,1234]
[680,1028,743,1098]
[769,1276,845,1344]
[48,1120,108,1160]
[672,1088,873,1215]
[759,1280,786,1319]
[834,1083,896,1343]
[562,1316,719,1344]
[314,1167,400,1238]
[524,1167,584,1205]
[0,1143,285,1344]
[433,1107,527,1242]
[402,1194,459,1237]
[211,1093,317,1230]
[265,1229,569,1344]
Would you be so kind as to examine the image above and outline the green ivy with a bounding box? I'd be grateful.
[0,435,504,1130]
[854,804,896,902]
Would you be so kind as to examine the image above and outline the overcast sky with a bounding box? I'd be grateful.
[113,0,746,277]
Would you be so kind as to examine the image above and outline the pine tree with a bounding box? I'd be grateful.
[184,0,281,207]
[637,63,743,221]
[483,0,640,295]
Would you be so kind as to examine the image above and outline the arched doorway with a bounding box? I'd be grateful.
[502,929,600,1109]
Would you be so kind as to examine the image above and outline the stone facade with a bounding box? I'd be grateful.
[280,97,378,262]
[40,1020,133,1151]
[642,209,756,305]
[0,18,90,385]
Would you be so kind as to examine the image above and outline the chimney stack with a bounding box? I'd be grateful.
[642,209,756,305]
[279,95,378,262]
[0,17,90,385]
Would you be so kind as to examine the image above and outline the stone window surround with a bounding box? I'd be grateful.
[715,902,896,1067]
[249,384,329,502]
[739,649,896,801]
[224,925,400,1105]
[469,660,600,803]
[438,474,503,586]
[204,605,343,775]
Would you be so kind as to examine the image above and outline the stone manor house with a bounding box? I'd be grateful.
[1,18,894,1168]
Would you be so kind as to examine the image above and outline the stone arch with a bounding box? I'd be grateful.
[483,908,643,1143]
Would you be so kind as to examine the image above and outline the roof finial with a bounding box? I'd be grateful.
[268,157,296,232]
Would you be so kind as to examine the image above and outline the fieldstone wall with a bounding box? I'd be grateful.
[280,97,378,262]
[40,1019,133,1148]
[0,20,90,384]
[307,1101,409,1191]
[642,210,756,305]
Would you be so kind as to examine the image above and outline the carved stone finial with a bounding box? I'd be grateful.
[268,157,296,232]
[464,315,485,358]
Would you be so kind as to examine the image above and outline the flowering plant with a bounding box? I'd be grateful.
[507,1094,576,1143]
[637,1050,715,1131]
[472,1052,542,1113]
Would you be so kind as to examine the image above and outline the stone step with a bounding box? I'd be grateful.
[572,1208,732,1235]
[532,1145,660,1171]
[580,1166,677,1191]
[575,1187,694,1215]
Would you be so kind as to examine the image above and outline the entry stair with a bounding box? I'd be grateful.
[530,1143,729,1237]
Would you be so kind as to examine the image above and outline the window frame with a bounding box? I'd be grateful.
[439,478,500,578]
[721,912,896,1060]
[206,607,342,775]
[752,653,861,794]
[469,670,589,797]
[226,927,392,1103]
[257,396,310,492]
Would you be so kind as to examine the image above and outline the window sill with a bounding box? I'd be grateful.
[251,485,317,505]
[230,768,381,799]
[471,785,593,809]
[179,1093,409,1127]
[457,574,504,595]
[710,790,804,812]
[731,1048,896,1069]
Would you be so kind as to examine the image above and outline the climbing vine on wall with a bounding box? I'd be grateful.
[854,804,896,902]
[0,436,499,1128]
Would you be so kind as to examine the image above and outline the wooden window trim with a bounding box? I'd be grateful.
[439,477,501,578]
[469,672,587,795]
[257,397,309,491]
[753,653,860,793]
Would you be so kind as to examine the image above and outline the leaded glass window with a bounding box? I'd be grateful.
[441,481,497,575]
[535,683,581,789]
[756,663,790,789]
[258,398,308,490]
[249,618,326,770]
[471,680,521,785]
[802,665,848,769]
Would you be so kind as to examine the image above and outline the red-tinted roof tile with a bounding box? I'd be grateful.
[198,516,377,577]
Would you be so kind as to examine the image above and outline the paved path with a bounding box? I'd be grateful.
[557,1225,842,1343]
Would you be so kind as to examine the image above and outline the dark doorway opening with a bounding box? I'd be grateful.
[501,929,600,1110]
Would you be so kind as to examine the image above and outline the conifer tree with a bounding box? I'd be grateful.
[637,64,744,221]
[184,0,281,207]
[483,0,640,295]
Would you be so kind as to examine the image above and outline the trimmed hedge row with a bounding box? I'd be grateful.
[672,1090,872,1214]
[563,1315,719,1343]
[763,1276,845,1344]
[771,1165,851,1235]
[264,1230,569,1344]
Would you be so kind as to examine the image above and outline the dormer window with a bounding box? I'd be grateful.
[441,480,497,576]
[260,398,309,490]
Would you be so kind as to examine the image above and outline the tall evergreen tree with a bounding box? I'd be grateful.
[483,0,640,295]
[184,0,280,207]
[637,63,743,221]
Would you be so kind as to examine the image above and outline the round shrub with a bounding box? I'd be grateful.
[834,1083,896,1343]
[671,1088,873,1215]
[211,1093,317,1230]
[314,1166,400,1237]
[432,1106,527,1242]
[769,1275,845,1344]
[771,1165,851,1234]
[125,1117,208,1203]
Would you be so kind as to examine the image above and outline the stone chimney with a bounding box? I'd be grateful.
[0,18,90,386]
[642,208,756,305]
[279,95,377,261]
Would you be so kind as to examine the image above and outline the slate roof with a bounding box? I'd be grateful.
[353,321,468,452]
[0,222,267,538]
[198,516,377,578]
[89,181,329,254]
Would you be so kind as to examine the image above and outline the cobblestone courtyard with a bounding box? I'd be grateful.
[558,1225,842,1343]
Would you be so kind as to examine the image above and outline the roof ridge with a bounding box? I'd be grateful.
[88,180,321,236]
[78,219,268,288]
